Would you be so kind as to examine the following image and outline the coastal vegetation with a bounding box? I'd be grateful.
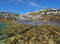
[42,14,60,21]
[0,19,60,44]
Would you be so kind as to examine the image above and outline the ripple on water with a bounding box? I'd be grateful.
[15,20,60,26]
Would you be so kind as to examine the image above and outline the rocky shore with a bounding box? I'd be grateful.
[0,20,60,44]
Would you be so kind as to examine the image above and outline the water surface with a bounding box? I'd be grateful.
[15,20,60,26]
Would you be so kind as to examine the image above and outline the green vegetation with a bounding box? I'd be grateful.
[0,20,60,44]
[42,14,60,21]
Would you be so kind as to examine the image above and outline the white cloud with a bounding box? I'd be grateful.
[29,2,39,7]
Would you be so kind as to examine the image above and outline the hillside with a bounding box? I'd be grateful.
[19,8,60,22]
[0,20,60,44]
[0,12,19,20]
[0,8,60,22]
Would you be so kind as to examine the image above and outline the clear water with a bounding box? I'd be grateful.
[0,24,10,41]
[0,24,8,27]
[15,20,60,26]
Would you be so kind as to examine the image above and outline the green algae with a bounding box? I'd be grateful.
[0,24,9,27]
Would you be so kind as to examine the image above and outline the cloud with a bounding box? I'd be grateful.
[29,2,39,7]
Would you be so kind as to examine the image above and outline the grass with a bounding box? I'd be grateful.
[0,19,60,44]
[42,14,60,21]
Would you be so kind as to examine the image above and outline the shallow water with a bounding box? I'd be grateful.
[0,24,8,27]
[15,20,60,26]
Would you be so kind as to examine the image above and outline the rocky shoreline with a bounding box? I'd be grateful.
[0,20,60,44]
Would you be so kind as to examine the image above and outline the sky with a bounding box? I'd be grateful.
[0,0,60,14]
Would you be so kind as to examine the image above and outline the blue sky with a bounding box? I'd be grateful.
[0,0,60,14]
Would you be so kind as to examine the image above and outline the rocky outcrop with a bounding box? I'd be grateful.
[0,12,19,20]
[19,8,60,22]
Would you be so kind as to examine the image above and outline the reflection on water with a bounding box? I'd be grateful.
[15,20,60,26]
